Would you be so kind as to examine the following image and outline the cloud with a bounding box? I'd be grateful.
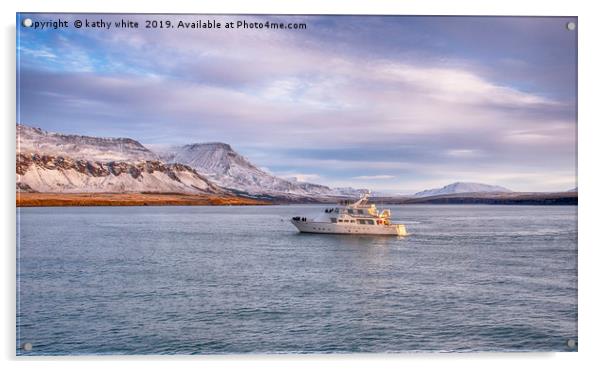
[446,149,480,158]
[377,63,558,107]
[17,15,576,192]
[19,47,57,59]
[353,175,397,180]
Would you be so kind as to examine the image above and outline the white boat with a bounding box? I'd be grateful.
[291,193,408,236]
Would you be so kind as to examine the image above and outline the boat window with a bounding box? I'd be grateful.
[358,219,365,224]
[338,219,343,222]
[344,220,349,223]
[330,218,337,223]
[350,220,356,223]
[357,209,364,215]
[366,219,375,225]
[347,209,353,214]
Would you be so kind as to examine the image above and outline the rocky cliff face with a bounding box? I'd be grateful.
[16,153,221,194]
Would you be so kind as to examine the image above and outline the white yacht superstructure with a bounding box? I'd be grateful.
[291,193,407,236]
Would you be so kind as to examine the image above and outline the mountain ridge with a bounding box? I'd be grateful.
[17,124,159,162]
[414,182,512,197]
[16,124,365,199]
[155,142,365,198]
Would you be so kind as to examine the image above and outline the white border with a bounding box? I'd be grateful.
[2,1,600,368]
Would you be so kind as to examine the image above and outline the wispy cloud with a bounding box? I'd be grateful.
[353,175,397,180]
[19,47,57,59]
[446,149,481,158]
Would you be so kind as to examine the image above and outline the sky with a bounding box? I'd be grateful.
[17,14,577,193]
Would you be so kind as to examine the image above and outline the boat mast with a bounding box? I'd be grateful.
[351,191,370,207]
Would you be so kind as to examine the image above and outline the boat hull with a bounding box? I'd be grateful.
[291,220,407,236]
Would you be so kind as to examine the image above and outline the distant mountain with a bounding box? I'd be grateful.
[156,143,365,199]
[17,124,158,162]
[391,191,577,205]
[414,182,512,197]
[332,186,369,197]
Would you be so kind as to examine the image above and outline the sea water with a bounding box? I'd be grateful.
[16,205,578,354]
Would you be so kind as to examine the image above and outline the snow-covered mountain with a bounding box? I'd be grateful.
[17,124,158,162]
[156,143,365,198]
[16,153,221,194]
[332,186,369,197]
[16,125,219,194]
[16,124,364,198]
[414,182,513,197]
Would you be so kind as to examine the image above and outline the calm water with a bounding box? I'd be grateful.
[16,205,577,355]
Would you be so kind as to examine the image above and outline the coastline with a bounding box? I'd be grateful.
[16,192,270,207]
[374,191,578,206]
[15,191,578,207]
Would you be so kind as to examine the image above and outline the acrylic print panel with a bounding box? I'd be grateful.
[16,13,577,355]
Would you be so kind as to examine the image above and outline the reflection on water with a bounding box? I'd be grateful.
[295,232,407,245]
